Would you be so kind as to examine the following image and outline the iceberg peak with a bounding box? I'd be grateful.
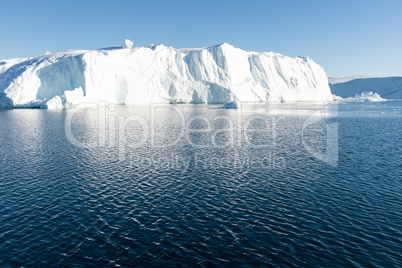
[216,42,232,47]
[121,39,133,49]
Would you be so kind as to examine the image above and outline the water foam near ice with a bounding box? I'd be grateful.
[0,42,333,109]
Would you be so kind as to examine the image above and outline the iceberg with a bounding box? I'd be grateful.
[0,43,333,109]
[336,91,386,102]
[348,91,385,102]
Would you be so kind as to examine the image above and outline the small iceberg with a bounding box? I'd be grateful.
[347,92,385,102]
[335,92,386,102]
[221,101,238,109]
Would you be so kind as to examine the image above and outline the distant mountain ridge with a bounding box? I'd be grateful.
[329,76,402,99]
[328,76,373,85]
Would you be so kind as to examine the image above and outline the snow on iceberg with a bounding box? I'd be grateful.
[46,95,63,109]
[0,43,333,109]
[0,57,31,75]
[121,39,133,49]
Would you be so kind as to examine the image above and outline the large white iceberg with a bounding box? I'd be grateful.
[0,43,332,109]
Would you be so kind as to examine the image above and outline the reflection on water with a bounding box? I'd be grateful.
[0,101,401,267]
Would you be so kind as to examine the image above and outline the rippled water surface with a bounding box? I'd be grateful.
[1,101,401,267]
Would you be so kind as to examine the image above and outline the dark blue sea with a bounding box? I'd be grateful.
[0,101,401,267]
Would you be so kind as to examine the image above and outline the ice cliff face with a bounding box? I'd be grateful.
[0,43,332,108]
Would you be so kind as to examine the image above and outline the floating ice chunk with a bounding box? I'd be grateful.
[344,92,385,102]
[221,101,238,109]
[121,39,133,49]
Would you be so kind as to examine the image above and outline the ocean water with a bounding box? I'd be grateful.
[0,101,401,267]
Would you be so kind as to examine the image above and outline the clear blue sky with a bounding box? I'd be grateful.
[0,0,401,77]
